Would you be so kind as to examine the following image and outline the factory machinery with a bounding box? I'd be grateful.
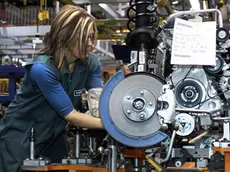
[21,0,230,172]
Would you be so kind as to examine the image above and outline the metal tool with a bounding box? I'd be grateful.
[22,127,51,167]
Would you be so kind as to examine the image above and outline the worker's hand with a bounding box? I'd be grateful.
[87,88,102,118]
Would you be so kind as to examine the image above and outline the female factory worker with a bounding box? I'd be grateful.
[0,5,104,172]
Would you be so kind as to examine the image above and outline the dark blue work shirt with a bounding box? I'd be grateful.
[30,62,103,117]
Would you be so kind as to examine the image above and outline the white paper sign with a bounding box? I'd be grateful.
[171,18,216,66]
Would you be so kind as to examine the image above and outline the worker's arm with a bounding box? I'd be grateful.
[86,58,103,117]
[64,109,103,129]
[30,63,104,129]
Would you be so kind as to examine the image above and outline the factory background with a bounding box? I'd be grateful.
[1,0,230,172]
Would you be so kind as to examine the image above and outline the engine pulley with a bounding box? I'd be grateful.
[175,113,195,136]
[175,79,205,108]
[99,71,168,147]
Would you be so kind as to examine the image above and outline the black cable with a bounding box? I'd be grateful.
[198,88,230,107]
[170,65,195,87]
[90,152,100,159]
[182,65,195,82]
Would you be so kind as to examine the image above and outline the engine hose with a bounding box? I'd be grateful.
[159,130,176,163]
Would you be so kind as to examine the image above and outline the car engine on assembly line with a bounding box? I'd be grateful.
[98,0,230,171]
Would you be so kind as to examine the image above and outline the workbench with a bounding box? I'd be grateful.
[21,164,125,172]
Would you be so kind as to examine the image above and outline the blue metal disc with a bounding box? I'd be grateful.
[99,71,168,147]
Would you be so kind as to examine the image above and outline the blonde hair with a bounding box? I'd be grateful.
[39,5,97,69]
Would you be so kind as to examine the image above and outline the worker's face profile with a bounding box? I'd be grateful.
[72,26,95,59]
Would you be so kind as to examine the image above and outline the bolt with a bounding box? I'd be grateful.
[161,124,168,131]
[149,102,153,106]
[140,91,144,95]
[127,110,131,114]
[126,96,130,100]
[135,101,144,108]
[174,124,180,131]
[139,113,146,120]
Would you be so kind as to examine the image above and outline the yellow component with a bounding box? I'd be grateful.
[42,10,49,20]
[38,10,44,21]
[145,155,163,172]
[40,0,45,7]
[220,0,224,4]
[0,79,8,82]
[157,0,174,14]
[23,0,27,6]
[38,10,49,21]
[158,17,165,25]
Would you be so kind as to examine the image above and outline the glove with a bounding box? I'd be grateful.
[87,88,102,118]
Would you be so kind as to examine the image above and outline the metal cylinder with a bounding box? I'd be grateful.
[88,137,94,156]
[142,160,147,172]
[75,131,80,158]
[134,158,139,172]
[56,0,60,14]
[109,138,117,172]
[30,127,35,160]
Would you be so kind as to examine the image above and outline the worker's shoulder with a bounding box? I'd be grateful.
[32,55,52,64]
[87,52,100,67]
[25,55,56,73]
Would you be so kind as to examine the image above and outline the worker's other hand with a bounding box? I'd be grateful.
[87,88,102,118]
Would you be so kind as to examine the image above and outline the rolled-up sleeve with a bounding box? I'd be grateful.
[30,63,74,117]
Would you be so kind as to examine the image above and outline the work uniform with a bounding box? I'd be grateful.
[0,53,102,172]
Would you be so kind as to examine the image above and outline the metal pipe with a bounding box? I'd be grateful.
[158,9,223,34]
[56,0,60,14]
[213,116,230,120]
[108,148,112,172]
[165,9,223,27]
[109,138,117,172]
[160,130,176,163]
[176,108,230,121]
[104,134,109,141]
[119,153,125,168]
[142,160,147,172]
[189,131,209,144]
[88,137,94,156]
[175,108,213,114]
[75,131,80,158]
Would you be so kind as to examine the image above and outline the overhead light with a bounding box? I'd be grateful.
[172,1,179,5]
[72,0,90,4]
[189,0,201,10]
[98,3,120,19]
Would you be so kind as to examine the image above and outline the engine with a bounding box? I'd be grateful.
[99,2,230,171]
[154,18,230,169]
[169,65,223,135]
